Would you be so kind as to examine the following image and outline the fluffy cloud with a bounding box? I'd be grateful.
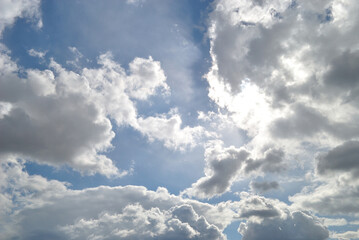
[1,160,331,240]
[234,193,329,240]
[182,141,250,199]
[290,141,359,216]
[0,0,42,36]
[0,47,206,176]
[206,0,359,150]
[239,210,329,240]
[136,111,206,151]
[200,0,359,204]
[183,141,286,199]
[0,160,231,239]
[0,51,119,176]
[59,204,224,240]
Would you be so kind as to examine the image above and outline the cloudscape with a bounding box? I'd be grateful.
[1,0,359,239]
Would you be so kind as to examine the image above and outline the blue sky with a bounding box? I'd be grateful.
[1,0,359,239]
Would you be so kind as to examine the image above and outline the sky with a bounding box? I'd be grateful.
[0,0,359,239]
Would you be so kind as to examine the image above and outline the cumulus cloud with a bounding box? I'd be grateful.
[0,51,120,177]
[136,111,206,151]
[233,193,329,240]
[200,0,359,204]
[183,141,286,199]
[182,141,250,199]
[238,210,329,240]
[206,0,359,150]
[290,141,359,216]
[0,47,206,176]
[0,161,231,239]
[59,204,224,240]
[244,148,286,174]
[289,141,359,216]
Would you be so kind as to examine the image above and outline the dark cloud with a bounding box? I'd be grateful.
[240,208,280,219]
[244,148,286,174]
[324,50,359,89]
[270,104,329,139]
[317,141,359,177]
[250,181,279,192]
[270,103,359,140]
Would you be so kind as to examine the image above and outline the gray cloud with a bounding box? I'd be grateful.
[239,211,329,240]
[270,104,329,139]
[324,50,359,90]
[290,141,359,216]
[182,142,250,199]
[184,143,286,199]
[250,181,279,192]
[244,148,286,174]
[232,194,329,240]
[290,176,359,216]
[317,141,359,177]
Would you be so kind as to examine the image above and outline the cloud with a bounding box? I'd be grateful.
[239,210,329,240]
[0,52,120,177]
[290,141,359,216]
[136,111,207,151]
[234,194,329,240]
[320,217,348,227]
[0,160,232,239]
[183,141,286,199]
[0,47,206,176]
[182,141,250,199]
[244,148,286,174]
[250,181,279,193]
[206,0,359,150]
[332,229,359,240]
[28,49,47,58]
[59,204,225,240]
[317,141,359,177]
[0,0,42,36]
[200,0,359,200]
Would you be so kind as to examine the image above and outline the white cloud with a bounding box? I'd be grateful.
[28,48,47,58]
[200,0,359,201]
[0,160,232,239]
[321,217,348,227]
[59,204,225,240]
[0,47,206,176]
[136,110,207,151]
[332,229,359,240]
[0,0,42,36]
[234,193,329,240]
